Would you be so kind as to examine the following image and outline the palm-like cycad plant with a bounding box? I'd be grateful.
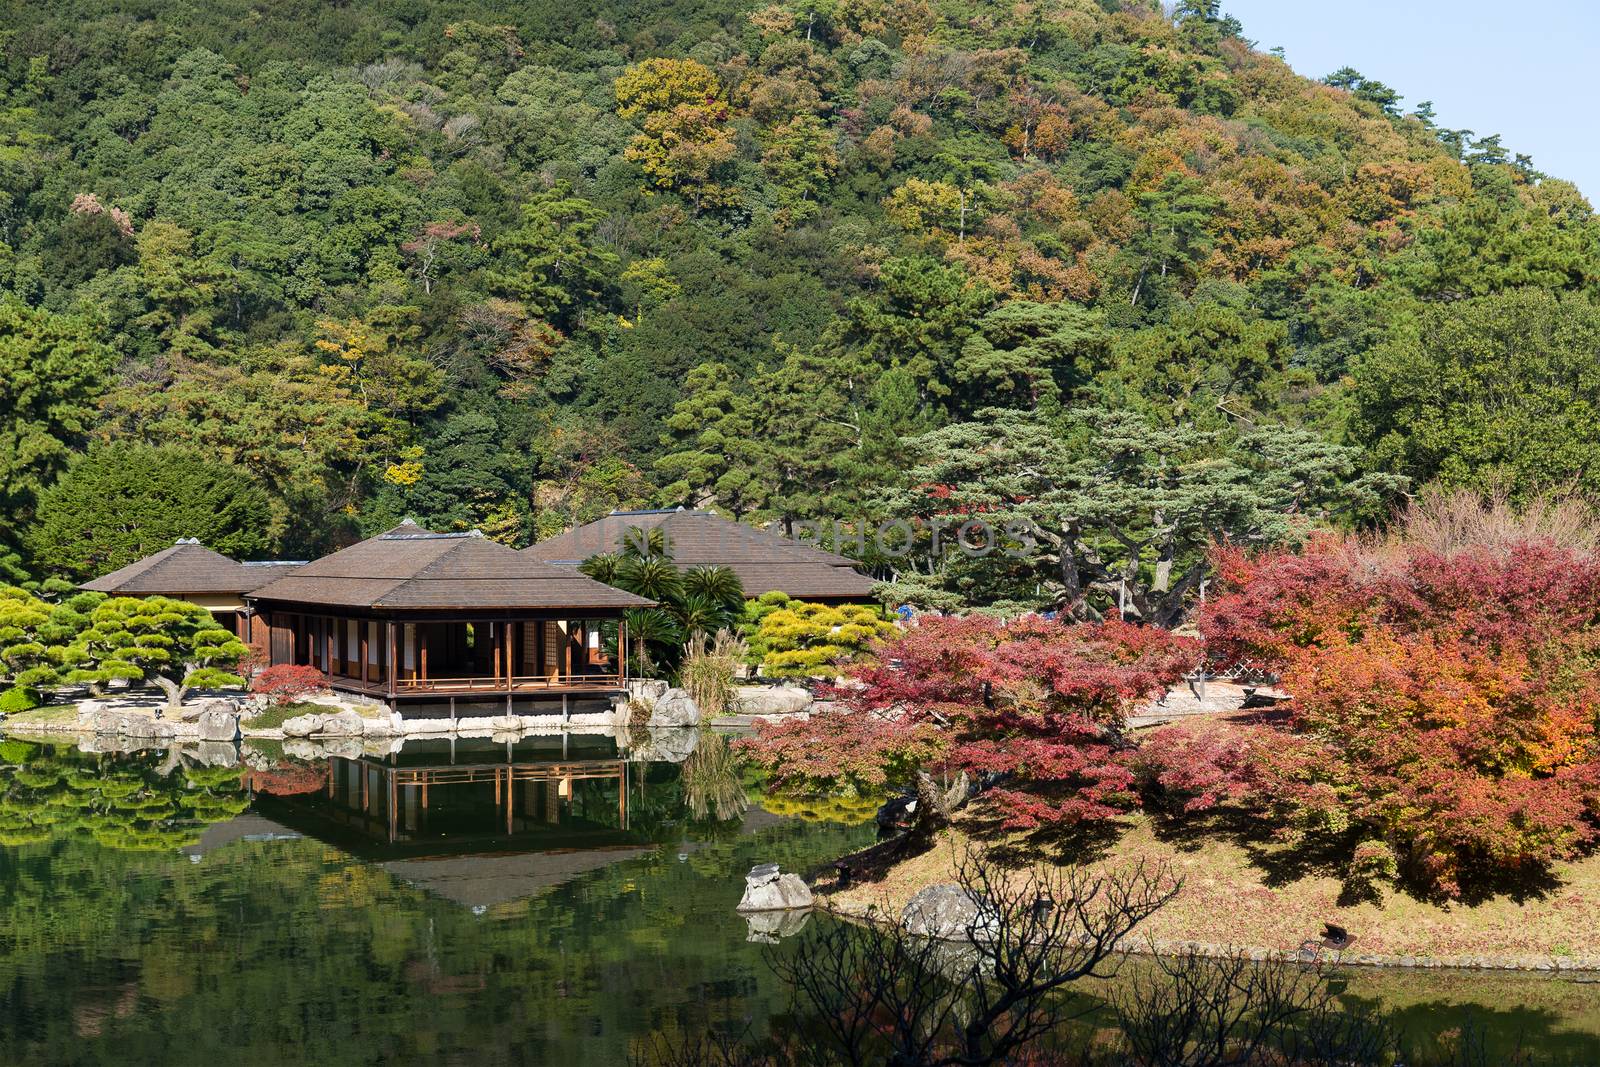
[672,592,726,638]
[681,565,744,609]
[621,608,682,679]
[617,556,684,604]
[579,552,622,585]
[580,539,749,679]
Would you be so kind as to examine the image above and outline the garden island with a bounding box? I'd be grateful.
[4,0,1600,1062]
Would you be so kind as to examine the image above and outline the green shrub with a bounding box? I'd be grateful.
[756,601,897,679]
[0,687,42,714]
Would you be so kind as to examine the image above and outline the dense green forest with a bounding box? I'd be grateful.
[4,0,1597,614]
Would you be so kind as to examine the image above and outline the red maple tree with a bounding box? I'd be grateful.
[744,614,1197,829]
[1183,529,1600,898]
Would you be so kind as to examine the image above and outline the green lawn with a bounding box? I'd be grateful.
[240,702,324,730]
[0,704,80,728]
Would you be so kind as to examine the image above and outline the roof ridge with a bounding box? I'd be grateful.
[141,541,234,583]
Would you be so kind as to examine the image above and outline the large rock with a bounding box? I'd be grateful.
[733,685,813,716]
[902,883,992,941]
[125,717,175,741]
[313,710,367,737]
[363,712,401,737]
[182,696,237,723]
[281,714,319,738]
[627,678,670,703]
[489,715,522,733]
[196,709,239,743]
[649,688,701,727]
[84,708,129,735]
[737,863,814,912]
[84,709,174,741]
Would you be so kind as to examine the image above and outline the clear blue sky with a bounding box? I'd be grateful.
[1221,0,1600,198]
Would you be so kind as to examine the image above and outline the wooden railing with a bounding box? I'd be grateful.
[392,761,627,787]
[391,672,624,694]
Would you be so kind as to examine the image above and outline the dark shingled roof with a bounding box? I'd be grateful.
[81,540,304,596]
[247,521,655,611]
[523,509,877,601]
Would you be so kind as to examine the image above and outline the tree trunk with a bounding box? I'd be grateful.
[908,769,969,846]
[153,676,184,716]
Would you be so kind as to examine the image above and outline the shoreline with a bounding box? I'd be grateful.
[0,712,631,742]
[813,815,1600,977]
[815,895,1600,976]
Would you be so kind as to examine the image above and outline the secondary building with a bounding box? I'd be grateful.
[242,520,653,711]
[80,538,304,640]
[523,508,877,603]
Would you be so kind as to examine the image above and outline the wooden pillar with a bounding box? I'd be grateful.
[617,617,628,684]
[387,622,397,699]
[505,768,514,835]
[492,621,502,686]
[420,625,429,682]
[359,623,370,687]
[387,768,398,845]
[506,621,516,688]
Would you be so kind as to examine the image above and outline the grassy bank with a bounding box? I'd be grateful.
[824,816,1600,965]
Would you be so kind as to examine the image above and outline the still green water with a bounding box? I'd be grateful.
[0,732,1598,1065]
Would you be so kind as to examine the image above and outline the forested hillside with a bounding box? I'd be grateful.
[4,0,1598,615]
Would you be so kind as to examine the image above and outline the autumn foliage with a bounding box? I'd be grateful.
[744,615,1198,828]
[1184,495,1600,898]
[249,664,328,706]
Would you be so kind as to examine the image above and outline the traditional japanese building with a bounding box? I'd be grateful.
[242,521,653,711]
[524,508,877,603]
[79,539,303,640]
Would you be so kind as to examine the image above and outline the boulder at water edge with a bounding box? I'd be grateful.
[182,696,238,723]
[649,688,701,727]
[313,710,367,737]
[196,709,239,743]
[280,713,319,738]
[901,883,986,940]
[733,685,813,716]
[737,863,814,912]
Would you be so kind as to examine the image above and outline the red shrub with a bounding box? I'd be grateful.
[743,615,1199,829]
[249,664,328,706]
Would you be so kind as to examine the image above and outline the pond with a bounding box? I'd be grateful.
[0,730,1597,1065]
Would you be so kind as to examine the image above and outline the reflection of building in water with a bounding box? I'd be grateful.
[251,735,654,909]
[258,735,632,847]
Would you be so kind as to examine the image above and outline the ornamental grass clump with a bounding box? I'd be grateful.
[679,629,746,717]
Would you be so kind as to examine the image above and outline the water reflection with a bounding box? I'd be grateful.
[0,736,247,850]
[0,729,873,1065]
[1,731,1598,1064]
